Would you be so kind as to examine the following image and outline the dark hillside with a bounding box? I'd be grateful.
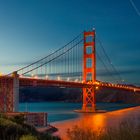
[19,87,140,104]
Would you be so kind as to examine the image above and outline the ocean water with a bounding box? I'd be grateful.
[19,102,137,123]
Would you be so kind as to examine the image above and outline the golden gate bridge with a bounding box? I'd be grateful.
[0,30,140,113]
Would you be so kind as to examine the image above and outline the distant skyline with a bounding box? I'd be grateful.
[0,0,140,85]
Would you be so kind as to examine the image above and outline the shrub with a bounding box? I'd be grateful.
[20,135,38,140]
[67,121,140,140]
[10,114,25,124]
[0,115,60,140]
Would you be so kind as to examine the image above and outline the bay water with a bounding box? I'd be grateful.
[19,102,137,123]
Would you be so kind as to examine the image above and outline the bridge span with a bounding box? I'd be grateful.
[0,30,140,113]
[0,72,140,112]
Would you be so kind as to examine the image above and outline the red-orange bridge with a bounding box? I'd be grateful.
[0,30,140,113]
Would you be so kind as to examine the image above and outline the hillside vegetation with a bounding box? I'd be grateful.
[0,114,60,140]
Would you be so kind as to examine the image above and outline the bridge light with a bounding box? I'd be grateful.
[95,86,99,90]
[57,76,61,80]
[82,80,85,83]
[0,72,3,76]
[34,75,38,79]
[95,81,100,85]
[134,88,136,92]
[19,74,23,78]
[67,77,70,81]
[45,75,49,79]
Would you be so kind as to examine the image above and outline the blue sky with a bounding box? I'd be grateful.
[0,0,140,85]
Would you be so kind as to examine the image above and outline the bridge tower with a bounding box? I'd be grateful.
[82,30,96,112]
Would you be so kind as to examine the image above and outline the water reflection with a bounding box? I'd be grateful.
[79,114,106,132]
[91,114,106,130]
[53,106,140,140]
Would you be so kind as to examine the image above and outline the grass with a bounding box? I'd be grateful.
[20,135,38,140]
[67,119,140,140]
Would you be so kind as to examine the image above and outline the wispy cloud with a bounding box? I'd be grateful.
[129,0,140,17]
[0,61,32,66]
[23,68,140,77]
[96,68,140,77]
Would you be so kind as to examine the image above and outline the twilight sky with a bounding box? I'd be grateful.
[0,0,140,85]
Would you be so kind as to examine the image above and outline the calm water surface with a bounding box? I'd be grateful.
[19,102,137,123]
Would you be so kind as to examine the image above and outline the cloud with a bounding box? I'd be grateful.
[0,61,32,66]
[97,68,140,77]
[129,0,140,17]
[22,68,140,77]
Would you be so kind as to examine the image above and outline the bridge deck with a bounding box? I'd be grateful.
[0,76,140,92]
